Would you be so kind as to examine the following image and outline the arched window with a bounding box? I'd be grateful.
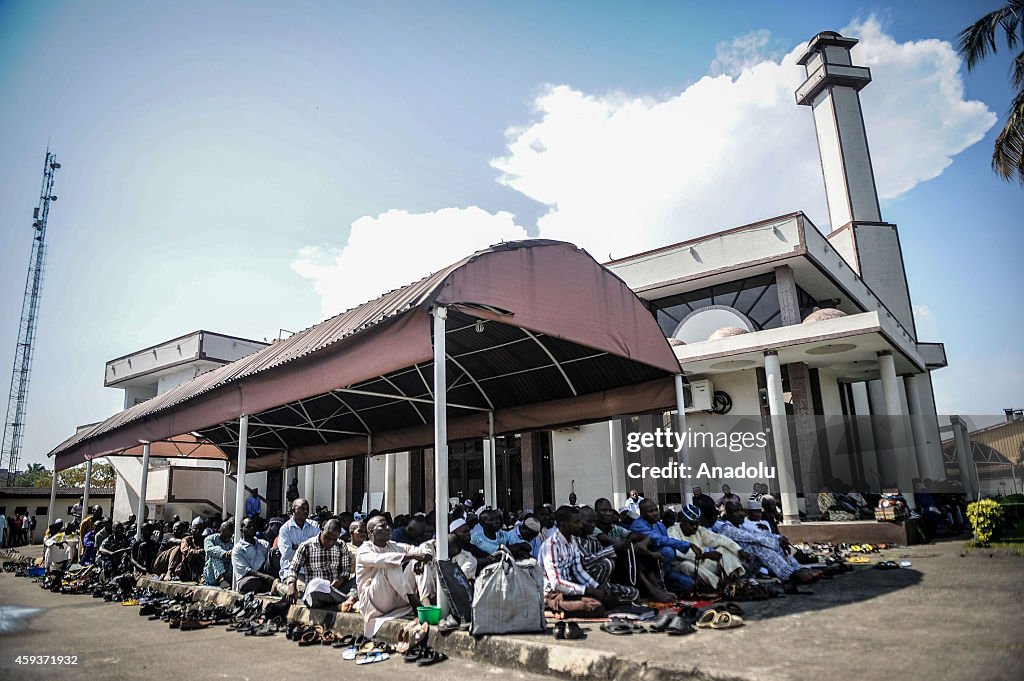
[671,306,754,344]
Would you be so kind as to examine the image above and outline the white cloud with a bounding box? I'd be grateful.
[912,304,940,339]
[710,29,779,77]
[931,351,1024,417]
[291,207,528,318]
[491,17,996,260]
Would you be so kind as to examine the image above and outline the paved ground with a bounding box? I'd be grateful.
[0,559,553,681]
[2,538,1022,681]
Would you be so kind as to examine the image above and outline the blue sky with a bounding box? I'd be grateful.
[0,1,1020,470]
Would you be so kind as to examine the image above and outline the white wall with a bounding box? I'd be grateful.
[552,423,614,508]
[817,368,851,481]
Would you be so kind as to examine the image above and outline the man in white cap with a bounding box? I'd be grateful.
[420,517,478,582]
[356,515,433,637]
[668,503,748,590]
[742,498,772,533]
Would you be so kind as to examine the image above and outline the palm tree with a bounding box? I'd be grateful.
[958,1,1024,184]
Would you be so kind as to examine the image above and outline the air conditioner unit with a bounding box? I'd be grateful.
[683,379,713,413]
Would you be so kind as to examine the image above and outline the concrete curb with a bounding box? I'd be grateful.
[132,576,745,681]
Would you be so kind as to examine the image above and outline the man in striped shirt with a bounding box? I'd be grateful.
[540,506,617,616]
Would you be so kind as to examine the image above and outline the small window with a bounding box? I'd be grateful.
[36,506,47,516]
[15,506,28,515]
[67,505,74,515]
[0,506,6,515]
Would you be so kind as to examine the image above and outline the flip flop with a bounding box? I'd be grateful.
[332,634,356,649]
[666,616,696,636]
[599,622,634,636]
[565,622,586,640]
[847,556,870,564]
[355,651,389,665]
[710,612,744,629]
[696,609,718,629]
[647,613,675,632]
[417,650,448,666]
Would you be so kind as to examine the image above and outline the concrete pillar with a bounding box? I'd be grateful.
[47,464,59,527]
[904,375,935,481]
[764,351,800,524]
[916,372,948,481]
[521,435,536,511]
[303,464,316,508]
[878,351,916,497]
[384,453,396,515]
[951,417,976,501]
[788,362,823,508]
[482,413,496,508]
[333,461,344,514]
[673,375,691,506]
[774,265,802,325]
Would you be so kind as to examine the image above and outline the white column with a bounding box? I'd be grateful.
[608,420,627,510]
[904,375,934,481]
[673,375,691,507]
[764,351,799,524]
[47,464,59,527]
[333,461,342,514]
[482,412,496,508]
[951,417,975,501]
[281,450,289,513]
[851,382,881,487]
[232,415,249,591]
[222,461,230,515]
[336,460,348,512]
[136,442,151,541]
[878,351,915,498]
[384,453,396,515]
[82,459,93,520]
[304,464,316,508]
[432,306,449,615]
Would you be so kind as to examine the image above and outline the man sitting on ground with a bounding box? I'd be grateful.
[233,517,274,594]
[355,515,433,637]
[591,497,674,602]
[669,503,748,590]
[175,518,207,582]
[541,505,621,617]
[275,498,320,596]
[713,500,819,585]
[286,518,354,609]
[391,514,426,545]
[203,519,234,588]
[346,519,366,567]
[629,499,700,593]
[577,506,639,603]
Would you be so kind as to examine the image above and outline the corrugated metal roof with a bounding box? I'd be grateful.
[50,241,556,457]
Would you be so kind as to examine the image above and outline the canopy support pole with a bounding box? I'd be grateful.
[47,463,58,528]
[232,415,249,591]
[281,450,289,514]
[483,412,496,508]
[82,458,93,523]
[384,453,396,514]
[674,375,691,507]
[222,461,229,516]
[432,306,449,615]
[136,442,151,541]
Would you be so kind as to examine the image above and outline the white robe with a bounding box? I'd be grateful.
[355,541,431,637]
[667,524,744,589]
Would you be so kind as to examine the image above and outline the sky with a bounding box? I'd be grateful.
[0,1,1020,470]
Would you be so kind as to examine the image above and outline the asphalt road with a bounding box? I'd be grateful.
[0,571,554,681]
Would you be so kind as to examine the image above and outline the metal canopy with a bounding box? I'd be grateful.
[49,240,681,472]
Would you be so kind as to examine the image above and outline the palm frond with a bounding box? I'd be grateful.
[958,2,1024,71]
[1013,49,1024,90]
[992,87,1024,182]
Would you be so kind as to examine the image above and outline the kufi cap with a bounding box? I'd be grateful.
[680,504,701,523]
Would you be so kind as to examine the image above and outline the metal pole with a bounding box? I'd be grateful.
[232,415,249,592]
[432,306,449,614]
[282,450,289,514]
[673,374,690,507]
[136,443,151,541]
[222,461,229,516]
[483,412,496,508]
[82,458,93,522]
[47,462,58,528]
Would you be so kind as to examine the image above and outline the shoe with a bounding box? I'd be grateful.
[553,621,566,639]
[565,622,586,640]
[417,650,448,666]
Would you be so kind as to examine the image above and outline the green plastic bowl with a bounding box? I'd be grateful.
[417,605,442,625]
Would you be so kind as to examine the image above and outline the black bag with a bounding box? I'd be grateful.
[436,559,473,622]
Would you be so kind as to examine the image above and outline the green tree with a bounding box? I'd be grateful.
[958,1,1024,183]
[13,462,48,487]
[28,461,117,489]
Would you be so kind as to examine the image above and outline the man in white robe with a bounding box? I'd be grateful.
[668,503,748,589]
[356,515,433,637]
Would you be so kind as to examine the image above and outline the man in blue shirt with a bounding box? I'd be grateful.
[245,488,261,519]
[274,498,320,595]
[629,498,700,592]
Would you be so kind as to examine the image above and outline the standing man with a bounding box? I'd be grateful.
[0,511,7,548]
[716,485,742,511]
[275,498,319,596]
[619,490,644,518]
[245,488,262,519]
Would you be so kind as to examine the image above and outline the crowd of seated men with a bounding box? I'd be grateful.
[86,481,848,637]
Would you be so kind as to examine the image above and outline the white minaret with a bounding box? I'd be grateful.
[796,31,881,229]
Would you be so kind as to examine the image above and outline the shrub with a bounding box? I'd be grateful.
[967,499,1005,545]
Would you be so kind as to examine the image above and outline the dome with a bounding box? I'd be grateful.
[803,307,847,323]
[667,338,686,347]
[708,326,749,341]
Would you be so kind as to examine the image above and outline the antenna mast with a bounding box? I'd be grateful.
[2,149,60,484]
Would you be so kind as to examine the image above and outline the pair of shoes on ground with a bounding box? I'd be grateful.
[403,644,447,666]
[554,621,587,639]
[694,603,745,630]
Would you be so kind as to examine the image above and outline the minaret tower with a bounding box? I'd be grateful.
[796,31,915,337]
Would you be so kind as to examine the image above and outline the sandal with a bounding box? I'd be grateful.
[696,609,718,629]
[647,613,675,632]
[356,651,389,665]
[710,612,744,629]
[332,634,356,649]
[666,616,696,636]
[553,621,566,639]
[298,626,324,646]
[417,650,448,666]
[565,622,586,640]
[599,622,633,636]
